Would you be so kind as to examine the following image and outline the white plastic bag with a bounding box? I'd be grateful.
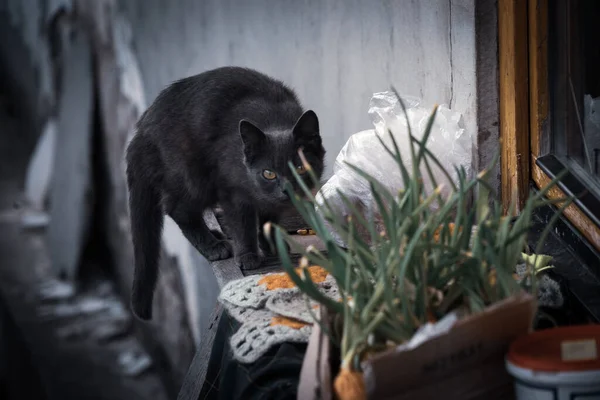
[316,91,472,247]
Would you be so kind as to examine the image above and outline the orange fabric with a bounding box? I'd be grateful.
[258,265,329,290]
[270,315,308,329]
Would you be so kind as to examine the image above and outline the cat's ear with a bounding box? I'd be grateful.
[293,110,320,142]
[239,120,266,160]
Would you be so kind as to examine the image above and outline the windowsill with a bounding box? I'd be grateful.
[533,154,600,323]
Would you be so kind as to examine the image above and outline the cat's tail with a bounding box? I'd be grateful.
[126,136,163,321]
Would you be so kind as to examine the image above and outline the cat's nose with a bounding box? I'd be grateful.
[280,178,291,190]
[280,180,292,199]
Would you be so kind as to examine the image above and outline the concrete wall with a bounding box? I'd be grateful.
[119,0,480,340]
[121,0,477,170]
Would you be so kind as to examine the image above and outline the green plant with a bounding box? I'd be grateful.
[265,89,571,374]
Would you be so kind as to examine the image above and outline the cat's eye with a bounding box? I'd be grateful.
[262,170,277,180]
[296,165,307,174]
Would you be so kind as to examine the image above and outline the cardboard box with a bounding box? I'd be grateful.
[298,292,536,400]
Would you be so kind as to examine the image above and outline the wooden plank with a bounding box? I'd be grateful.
[565,0,585,162]
[498,0,530,214]
[176,302,223,400]
[532,163,600,251]
[528,0,600,253]
[474,0,501,197]
[528,0,549,158]
[210,258,244,288]
[177,212,236,400]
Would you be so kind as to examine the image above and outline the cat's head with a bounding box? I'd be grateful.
[239,110,326,208]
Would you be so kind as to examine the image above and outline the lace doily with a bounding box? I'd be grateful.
[218,266,339,364]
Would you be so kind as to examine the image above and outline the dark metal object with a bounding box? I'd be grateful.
[528,187,600,323]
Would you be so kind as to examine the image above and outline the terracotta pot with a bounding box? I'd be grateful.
[506,324,600,399]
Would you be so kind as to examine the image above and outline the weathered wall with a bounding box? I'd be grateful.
[119,0,481,339]
[120,0,477,167]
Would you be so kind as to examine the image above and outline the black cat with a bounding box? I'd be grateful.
[125,66,326,320]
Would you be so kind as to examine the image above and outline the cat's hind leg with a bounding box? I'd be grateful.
[166,199,233,261]
[258,213,292,255]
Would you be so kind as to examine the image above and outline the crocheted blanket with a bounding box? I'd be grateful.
[218,264,563,364]
[218,266,340,364]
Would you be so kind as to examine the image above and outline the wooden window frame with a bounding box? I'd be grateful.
[498,0,600,252]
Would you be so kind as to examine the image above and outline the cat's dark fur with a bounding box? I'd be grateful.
[125,66,326,320]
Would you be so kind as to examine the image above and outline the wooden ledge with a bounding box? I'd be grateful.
[178,209,325,400]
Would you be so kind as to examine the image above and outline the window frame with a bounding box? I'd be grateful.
[498,0,600,252]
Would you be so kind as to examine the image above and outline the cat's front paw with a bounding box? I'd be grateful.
[204,240,233,261]
[235,252,265,271]
[258,235,275,255]
[259,236,289,255]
